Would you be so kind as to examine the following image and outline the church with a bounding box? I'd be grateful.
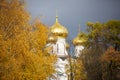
[45,15,86,80]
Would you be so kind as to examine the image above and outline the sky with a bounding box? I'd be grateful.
[25,0,120,40]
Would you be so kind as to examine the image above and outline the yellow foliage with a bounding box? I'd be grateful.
[0,0,56,80]
[72,59,87,80]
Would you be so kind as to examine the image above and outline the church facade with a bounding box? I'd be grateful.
[46,16,85,80]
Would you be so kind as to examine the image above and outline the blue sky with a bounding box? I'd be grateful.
[25,0,120,40]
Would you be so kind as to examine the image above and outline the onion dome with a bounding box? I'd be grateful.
[50,16,68,38]
[66,43,70,50]
[47,35,57,43]
[73,34,86,46]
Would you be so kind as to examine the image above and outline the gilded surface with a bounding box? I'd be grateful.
[50,16,68,38]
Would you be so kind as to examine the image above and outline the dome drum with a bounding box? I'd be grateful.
[51,32,68,38]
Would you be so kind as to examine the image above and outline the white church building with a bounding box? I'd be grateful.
[46,16,85,80]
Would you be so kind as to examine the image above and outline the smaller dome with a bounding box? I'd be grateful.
[73,35,86,46]
[66,43,70,50]
[47,36,57,43]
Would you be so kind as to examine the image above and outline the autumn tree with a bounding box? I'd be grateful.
[0,0,30,79]
[101,46,120,80]
[72,58,87,80]
[26,19,56,79]
[81,20,120,80]
[0,0,56,80]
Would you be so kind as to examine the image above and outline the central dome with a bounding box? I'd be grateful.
[50,16,68,38]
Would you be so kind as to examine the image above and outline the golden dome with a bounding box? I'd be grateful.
[50,16,68,38]
[47,36,57,43]
[66,43,70,50]
[73,34,86,46]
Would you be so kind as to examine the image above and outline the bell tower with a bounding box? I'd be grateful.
[46,15,69,80]
[72,24,86,57]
